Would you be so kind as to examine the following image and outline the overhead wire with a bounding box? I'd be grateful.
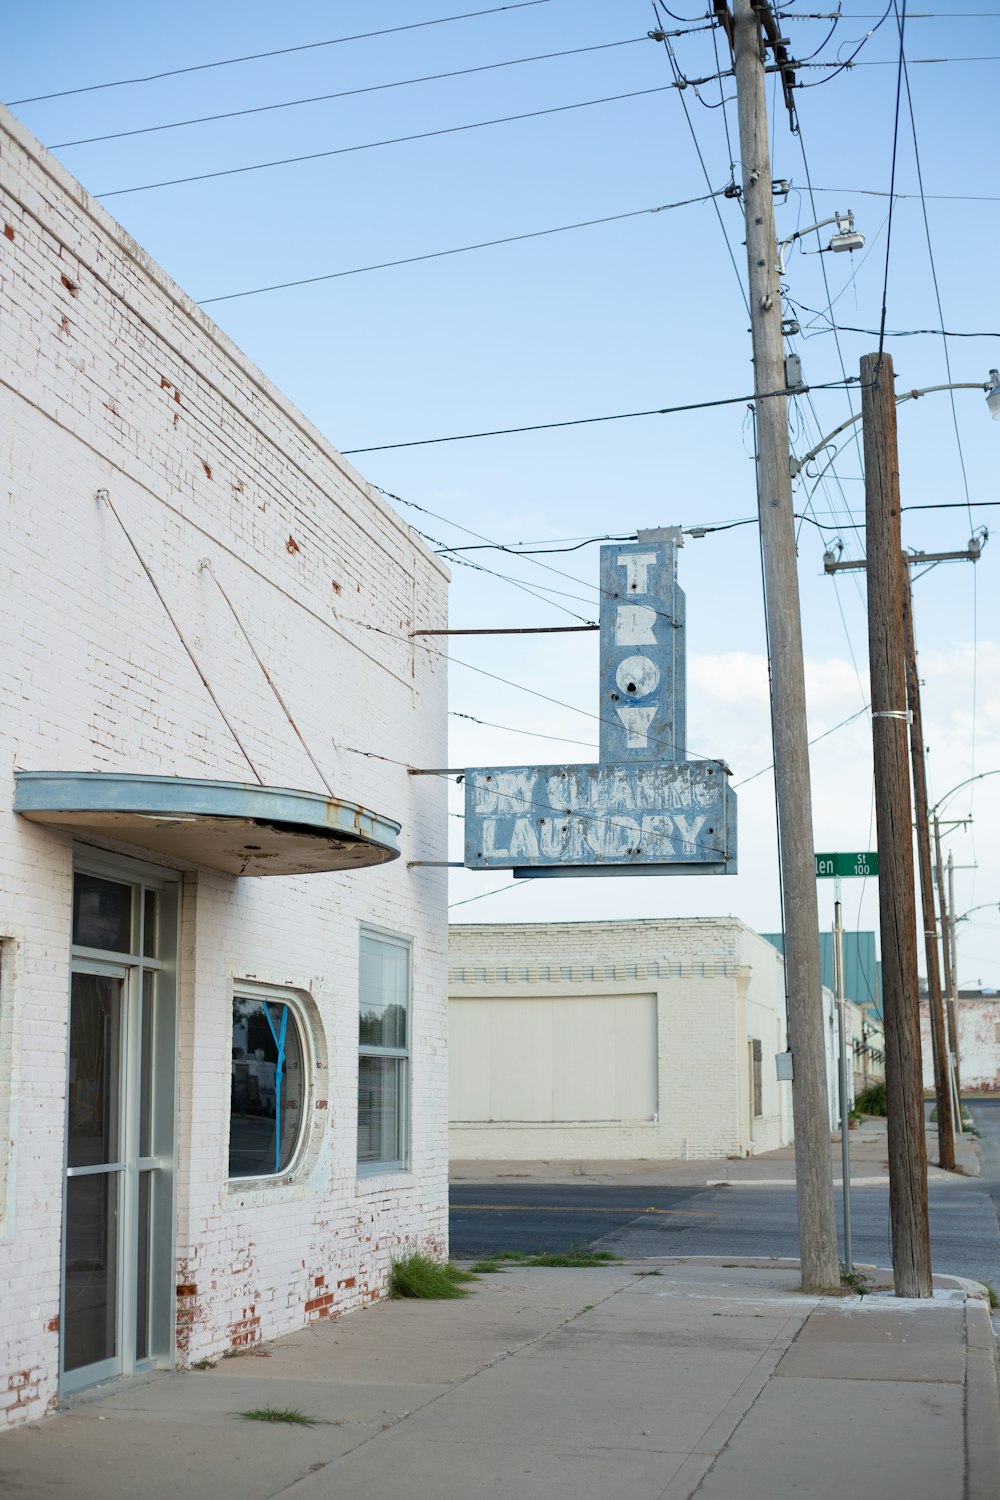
[875,0,907,367]
[197,192,723,306]
[892,0,979,825]
[793,0,892,88]
[650,2,750,316]
[785,297,999,340]
[48,37,653,149]
[342,378,862,453]
[5,1,561,105]
[95,84,682,199]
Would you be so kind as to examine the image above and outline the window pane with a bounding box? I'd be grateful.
[142,889,157,959]
[135,1170,152,1362]
[139,971,154,1159]
[64,1172,118,1373]
[359,936,408,1049]
[230,997,305,1179]
[357,1056,403,1166]
[73,874,132,953]
[68,973,121,1169]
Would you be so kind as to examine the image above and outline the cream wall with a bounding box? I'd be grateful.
[449,918,794,1161]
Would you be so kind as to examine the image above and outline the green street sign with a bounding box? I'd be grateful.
[815,851,878,879]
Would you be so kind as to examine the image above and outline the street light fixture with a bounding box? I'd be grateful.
[789,377,999,477]
[777,211,864,276]
[987,370,1000,420]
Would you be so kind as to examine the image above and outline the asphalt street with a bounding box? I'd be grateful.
[450,1100,1000,1290]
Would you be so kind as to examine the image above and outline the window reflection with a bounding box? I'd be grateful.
[73,874,132,952]
[230,996,304,1179]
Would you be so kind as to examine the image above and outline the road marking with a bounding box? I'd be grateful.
[451,1204,715,1217]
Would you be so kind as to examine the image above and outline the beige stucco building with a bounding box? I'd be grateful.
[448,918,796,1162]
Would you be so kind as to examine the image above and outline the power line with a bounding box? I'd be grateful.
[96,84,678,199]
[812,186,1000,202]
[341,378,861,453]
[450,711,597,749]
[652,4,751,318]
[794,0,892,88]
[786,298,999,339]
[6,1,559,106]
[897,11,973,525]
[733,704,871,787]
[449,879,530,910]
[198,193,722,306]
[876,0,907,365]
[49,37,651,149]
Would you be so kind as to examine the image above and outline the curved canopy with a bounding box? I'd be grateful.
[14,771,400,876]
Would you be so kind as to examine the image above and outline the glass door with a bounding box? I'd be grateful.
[64,965,126,1386]
[63,861,178,1395]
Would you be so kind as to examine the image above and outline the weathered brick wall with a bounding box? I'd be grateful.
[919,998,1000,1092]
[448,918,793,1160]
[0,106,449,1423]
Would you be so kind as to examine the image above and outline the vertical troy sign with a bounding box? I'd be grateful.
[464,526,737,877]
[599,531,685,763]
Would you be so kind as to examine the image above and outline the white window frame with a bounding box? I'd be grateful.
[357,927,411,1176]
[228,982,312,1185]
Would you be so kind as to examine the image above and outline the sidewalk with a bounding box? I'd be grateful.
[1,1257,997,1500]
[449,1113,981,1188]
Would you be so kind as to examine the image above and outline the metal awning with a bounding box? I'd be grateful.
[14,771,400,876]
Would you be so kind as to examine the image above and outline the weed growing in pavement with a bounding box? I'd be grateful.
[525,1247,617,1268]
[388,1253,478,1300]
[467,1246,617,1273]
[239,1407,318,1426]
[981,1282,999,1309]
[839,1263,874,1297]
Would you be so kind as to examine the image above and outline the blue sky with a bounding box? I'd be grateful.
[6,1,999,983]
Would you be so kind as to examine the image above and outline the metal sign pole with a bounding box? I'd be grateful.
[834,893,853,1272]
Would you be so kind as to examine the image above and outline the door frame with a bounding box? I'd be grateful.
[61,850,180,1396]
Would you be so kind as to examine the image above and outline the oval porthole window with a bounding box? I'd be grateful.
[230,993,306,1179]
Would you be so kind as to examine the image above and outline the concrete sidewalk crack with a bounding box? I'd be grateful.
[263,1277,638,1499]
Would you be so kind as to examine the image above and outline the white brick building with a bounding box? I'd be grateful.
[448,919,796,1162]
[0,107,449,1423]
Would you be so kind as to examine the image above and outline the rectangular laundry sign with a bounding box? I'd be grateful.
[464,761,736,877]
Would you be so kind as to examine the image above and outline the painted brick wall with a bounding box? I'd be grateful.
[919,998,1000,1092]
[448,918,793,1161]
[0,106,450,1423]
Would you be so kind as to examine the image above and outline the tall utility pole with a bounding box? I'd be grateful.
[947,852,963,1098]
[901,566,955,1168]
[933,817,962,1113]
[862,351,933,1298]
[731,0,839,1291]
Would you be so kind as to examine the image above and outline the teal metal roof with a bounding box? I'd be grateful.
[761,930,882,1018]
[14,771,400,876]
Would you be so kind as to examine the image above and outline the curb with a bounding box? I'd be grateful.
[965,1295,1000,1500]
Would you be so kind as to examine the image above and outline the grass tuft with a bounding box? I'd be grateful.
[240,1406,318,1426]
[465,1245,618,1273]
[519,1247,617,1268]
[839,1262,874,1297]
[853,1081,887,1117]
[388,1252,478,1300]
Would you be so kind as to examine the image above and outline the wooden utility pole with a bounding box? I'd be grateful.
[901,565,955,1168]
[933,817,962,1104]
[862,351,933,1297]
[732,0,839,1291]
